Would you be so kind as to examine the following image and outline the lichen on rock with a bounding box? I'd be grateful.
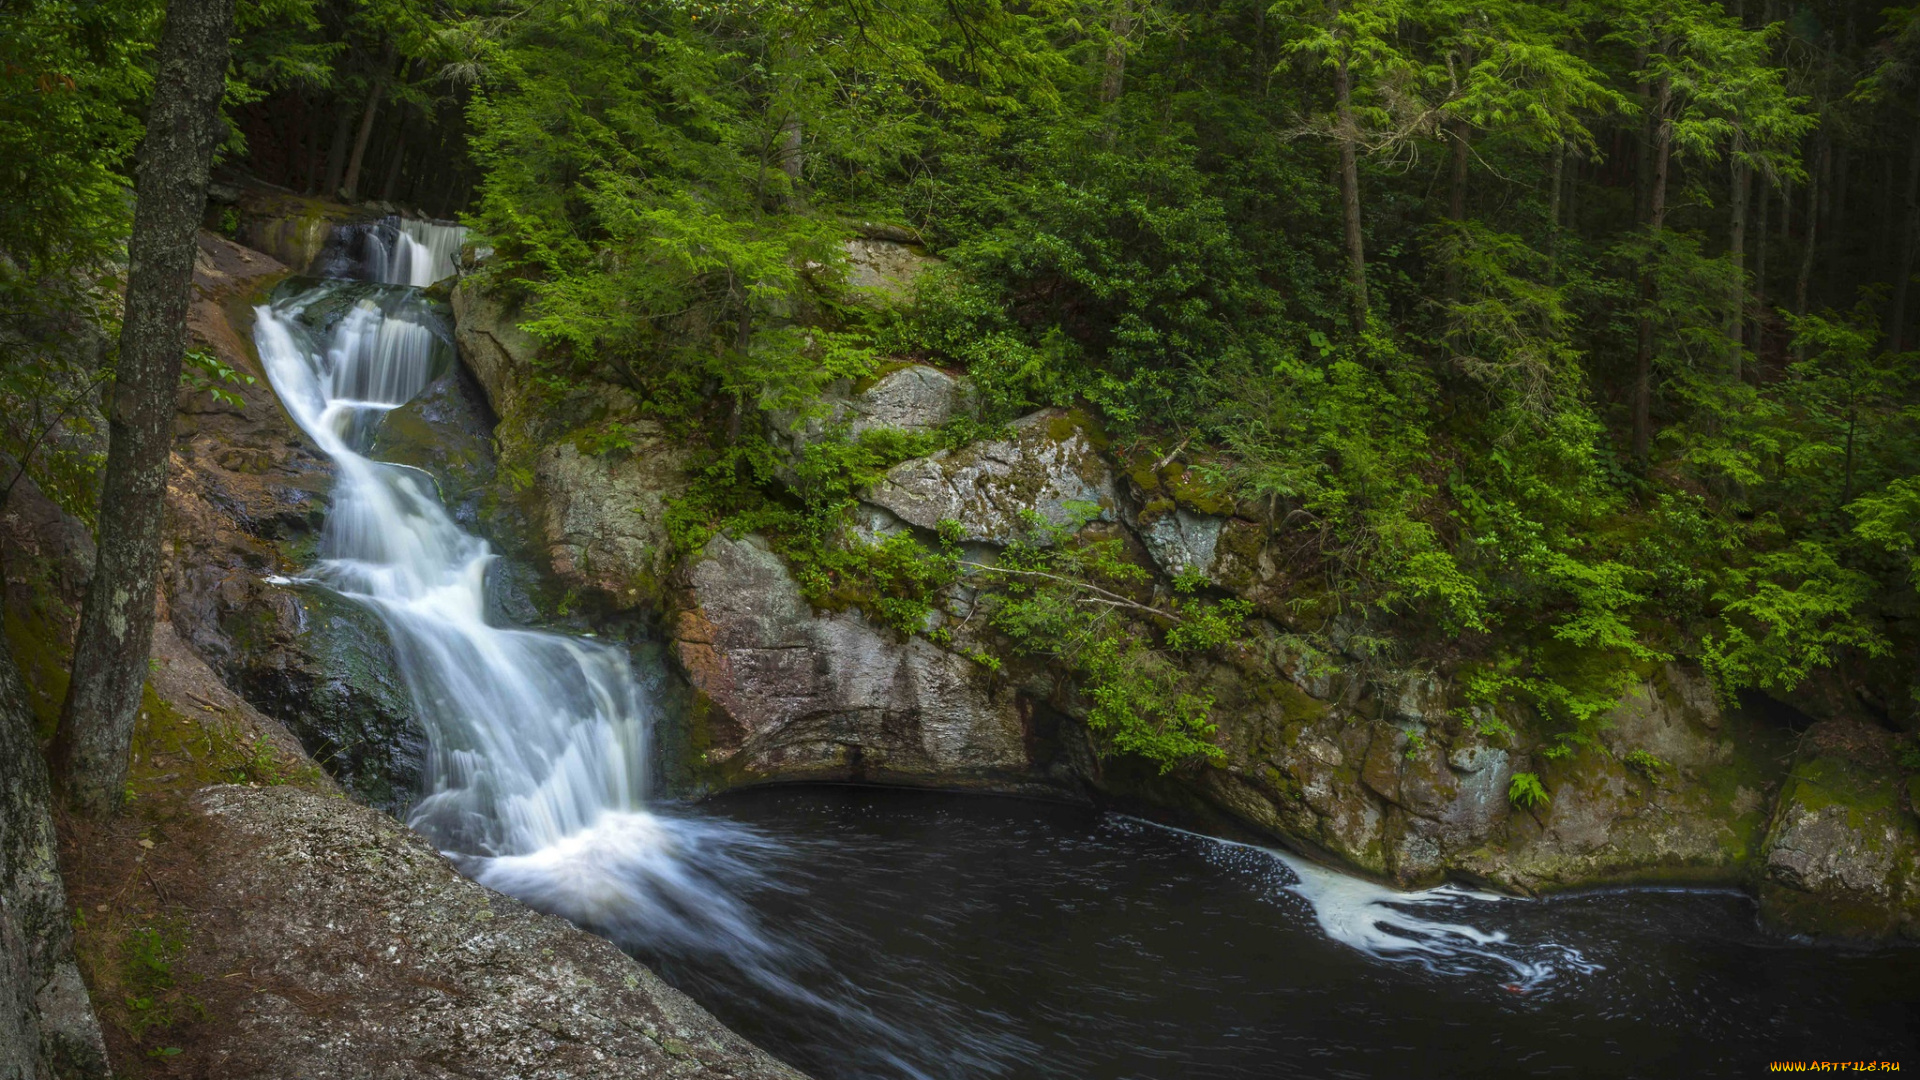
[868,408,1117,544]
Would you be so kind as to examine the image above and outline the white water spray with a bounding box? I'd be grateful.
[253,282,770,938]
[1133,817,1600,990]
[253,277,960,1077]
[383,218,467,287]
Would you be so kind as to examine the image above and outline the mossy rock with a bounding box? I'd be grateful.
[1758,723,1920,940]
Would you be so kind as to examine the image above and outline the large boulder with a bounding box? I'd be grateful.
[868,409,1118,543]
[184,784,807,1079]
[768,363,971,463]
[1758,719,1920,940]
[843,237,938,304]
[1467,665,1787,891]
[450,278,543,421]
[530,433,688,612]
[669,533,1040,791]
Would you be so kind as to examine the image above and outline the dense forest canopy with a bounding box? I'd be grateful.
[6,0,1920,769]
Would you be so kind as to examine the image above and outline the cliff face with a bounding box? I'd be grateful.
[442,254,1920,942]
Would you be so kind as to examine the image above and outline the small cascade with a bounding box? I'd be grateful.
[386,218,467,287]
[310,215,468,286]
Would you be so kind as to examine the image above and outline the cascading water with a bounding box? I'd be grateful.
[252,274,985,1077]
[250,239,1731,1080]
[309,216,469,286]
[253,278,771,937]
[385,218,467,287]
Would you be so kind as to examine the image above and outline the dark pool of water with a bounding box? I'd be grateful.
[623,786,1918,1080]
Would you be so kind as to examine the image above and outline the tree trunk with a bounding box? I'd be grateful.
[303,94,325,194]
[1100,0,1136,105]
[1547,141,1565,282]
[1794,133,1826,335]
[379,107,412,204]
[1827,147,1849,281]
[51,0,236,816]
[1892,86,1920,352]
[1752,173,1770,362]
[1631,75,1673,465]
[1443,116,1471,300]
[1727,153,1749,377]
[1,616,111,1080]
[1876,155,1894,271]
[322,100,355,199]
[341,53,394,203]
[1333,5,1367,336]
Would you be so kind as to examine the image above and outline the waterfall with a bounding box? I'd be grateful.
[385,218,467,287]
[252,279,780,932]
[309,216,468,286]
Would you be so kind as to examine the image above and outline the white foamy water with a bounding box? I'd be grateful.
[253,278,949,1074]
[384,218,467,287]
[1136,818,1600,990]
[254,283,737,905]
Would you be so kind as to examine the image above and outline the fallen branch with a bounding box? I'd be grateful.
[959,561,1179,623]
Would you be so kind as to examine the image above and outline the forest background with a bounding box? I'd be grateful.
[6,0,1920,773]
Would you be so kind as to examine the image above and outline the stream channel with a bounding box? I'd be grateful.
[250,232,1920,1080]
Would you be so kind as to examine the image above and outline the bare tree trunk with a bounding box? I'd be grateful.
[1728,153,1749,377]
[322,101,354,199]
[1827,147,1849,281]
[303,94,325,194]
[1631,75,1673,465]
[1100,0,1136,104]
[1333,3,1367,335]
[1752,172,1770,362]
[1795,133,1826,337]
[1442,116,1471,300]
[1876,155,1894,271]
[379,107,412,204]
[51,0,236,816]
[341,52,395,203]
[1547,141,1565,282]
[1892,86,1920,352]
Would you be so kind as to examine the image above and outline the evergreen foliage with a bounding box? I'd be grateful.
[7,0,1920,773]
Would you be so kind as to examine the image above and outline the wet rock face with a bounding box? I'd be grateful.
[165,233,425,815]
[671,534,1039,790]
[868,409,1118,543]
[189,784,806,1080]
[1758,720,1920,941]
